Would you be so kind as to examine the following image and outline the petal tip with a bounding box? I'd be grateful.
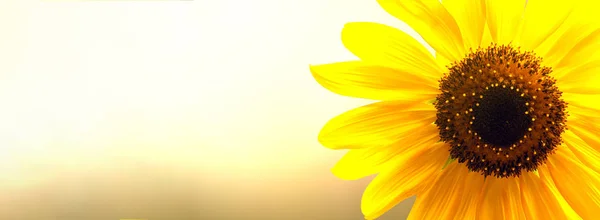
[316,124,344,150]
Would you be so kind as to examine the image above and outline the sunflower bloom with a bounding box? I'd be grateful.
[310,0,600,219]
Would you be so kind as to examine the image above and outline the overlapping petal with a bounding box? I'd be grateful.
[555,60,600,94]
[537,24,600,69]
[376,0,465,62]
[561,93,600,111]
[407,162,484,220]
[477,176,526,219]
[310,61,438,100]
[442,0,486,50]
[568,116,600,152]
[534,0,600,62]
[317,100,435,149]
[542,147,600,219]
[520,0,573,51]
[361,142,448,220]
[485,0,527,45]
[562,129,600,174]
[554,29,600,69]
[341,22,443,80]
[331,124,439,180]
[520,170,578,220]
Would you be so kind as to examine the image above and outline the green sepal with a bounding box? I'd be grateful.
[442,156,456,170]
[427,98,437,105]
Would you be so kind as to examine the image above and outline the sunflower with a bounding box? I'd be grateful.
[310,0,600,219]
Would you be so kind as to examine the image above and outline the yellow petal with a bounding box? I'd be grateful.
[361,142,448,220]
[485,0,527,45]
[563,129,600,174]
[538,24,599,69]
[543,146,600,219]
[567,119,600,176]
[318,100,435,149]
[555,60,600,93]
[519,0,573,52]
[568,118,600,152]
[480,22,494,48]
[477,176,526,219]
[376,0,465,62]
[532,1,600,67]
[331,124,439,180]
[452,170,485,220]
[537,165,583,220]
[310,61,438,100]
[520,170,575,220]
[341,22,442,80]
[407,162,484,220]
[436,23,492,68]
[561,93,600,111]
[443,0,486,50]
[436,53,452,70]
[554,29,600,69]
[568,105,600,118]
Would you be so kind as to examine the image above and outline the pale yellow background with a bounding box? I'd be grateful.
[0,0,433,219]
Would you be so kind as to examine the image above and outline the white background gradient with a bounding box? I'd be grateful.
[0,0,433,219]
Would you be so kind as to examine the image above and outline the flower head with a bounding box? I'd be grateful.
[311,0,600,219]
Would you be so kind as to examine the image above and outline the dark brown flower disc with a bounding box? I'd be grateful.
[434,44,568,178]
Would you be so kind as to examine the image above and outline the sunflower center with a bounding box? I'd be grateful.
[472,86,532,147]
[434,44,568,178]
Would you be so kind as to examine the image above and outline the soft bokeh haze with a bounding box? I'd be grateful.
[0,0,432,219]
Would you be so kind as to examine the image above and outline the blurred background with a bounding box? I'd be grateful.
[0,0,433,219]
